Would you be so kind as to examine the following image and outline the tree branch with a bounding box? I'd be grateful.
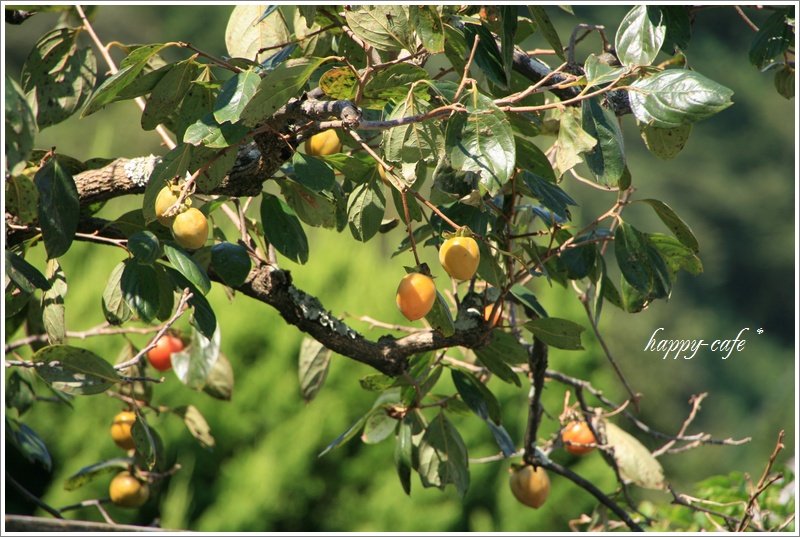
[228,260,496,377]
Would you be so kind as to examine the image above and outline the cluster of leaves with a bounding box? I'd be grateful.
[4,4,794,529]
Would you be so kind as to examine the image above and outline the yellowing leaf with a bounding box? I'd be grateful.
[603,421,665,490]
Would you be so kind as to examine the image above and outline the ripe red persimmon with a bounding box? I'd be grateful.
[561,420,598,456]
[146,334,184,372]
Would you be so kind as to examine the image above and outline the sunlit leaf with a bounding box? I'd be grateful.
[33,345,120,395]
[298,337,331,403]
[615,5,665,68]
[630,70,734,128]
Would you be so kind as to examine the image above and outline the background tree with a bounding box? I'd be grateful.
[4,4,796,532]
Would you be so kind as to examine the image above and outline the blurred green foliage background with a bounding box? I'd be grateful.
[4,5,796,532]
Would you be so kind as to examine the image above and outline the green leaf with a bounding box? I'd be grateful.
[519,170,577,221]
[509,283,548,318]
[582,96,626,186]
[5,418,52,471]
[81,44,170,117]
[113,62,172,102]
[359,373,395,392]
[172,324,220,390]
[131,414,157,470]
[5,250,50,293]
[773,64,794,100]
[183,113,250,148]
[261,193,309,264]
[446,92,515,196]
[121,260,160,323]
[240,57,331,126]
[64,458,130,491]
[347,179,386,243]
[164,267,217,339]
[319,414,369,457]
[749,8,794,69]
[102,261,133,325]
[417,412,470,497]
[637,198,699,253]
[614,221,671,299]
[424,290,456,337]
[173,405,215,449]
[658,6,692,53]
[621,276,649,313]
[214,69,261,124]
[630,70,734,128]
[584,54,627,89]
[291,152,335,192]
[647,233,703,277]
[128,231,162,265]
[318,66,358,102]
[514,137,557,183]
[5,368,37,416]
[41,259,67,345]
[394,416,414,494]
[528,6,565,61]
[280,181,338,229]
[225,4,291,63]
[210,242,251,287]
[501,5,517,87]
[201,351,235,401]
[20,28,96,129]
[141,60,198,130]
[559,236,598,280]
[361,63,430,110]
[554,106,596,177]
[298,337,331,403]
[409,5,444,53]
[473,345,521,387]
[524,317,585,350]
[163,243,211,295]
[639,123,692,160]
[35,157,80,259]
[463,22,507,89]
[33,344,120,395]
[344,5,415,52]
[383,95,445,168]
[451,369,502,424]
[362,408,398,445]
[4,75,38,176]
[485,330,529,364]
[615,5,666,68]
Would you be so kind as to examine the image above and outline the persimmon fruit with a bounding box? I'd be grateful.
[396,272,436,321]
[439,236,480,280]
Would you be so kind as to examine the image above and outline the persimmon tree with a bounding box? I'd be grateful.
[4,4,795,532]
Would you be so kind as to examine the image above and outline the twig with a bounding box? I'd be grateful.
[575,284,641,411]
[6,323,164,353]
[537,453,645,531]
[737,430,786,531]
[454,35,481,102]
[652,393,706,457]
[734,6,760,32]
